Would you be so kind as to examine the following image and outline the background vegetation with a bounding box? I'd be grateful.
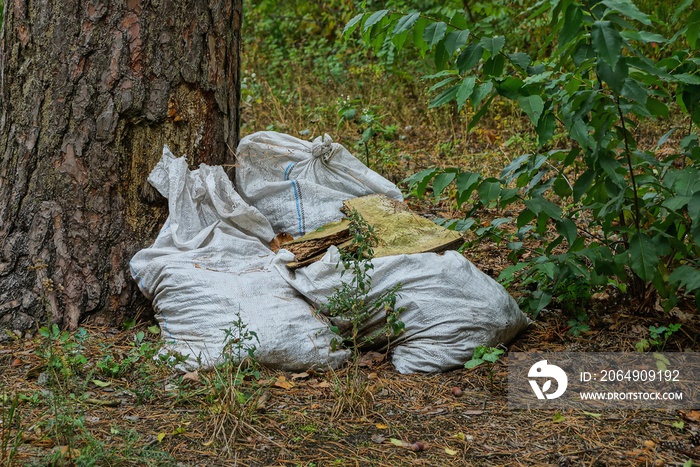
[243,0,699,323]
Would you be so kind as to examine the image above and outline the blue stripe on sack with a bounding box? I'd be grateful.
[291,180,304,236]
[283,162,296,181]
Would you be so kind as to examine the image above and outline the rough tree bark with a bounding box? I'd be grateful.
[0,0,242,333]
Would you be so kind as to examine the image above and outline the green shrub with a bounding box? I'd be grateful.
[347,0,700,317]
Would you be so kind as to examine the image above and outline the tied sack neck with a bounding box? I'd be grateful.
[311,134,340,164]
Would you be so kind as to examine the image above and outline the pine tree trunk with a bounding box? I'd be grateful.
[0,0,242,332]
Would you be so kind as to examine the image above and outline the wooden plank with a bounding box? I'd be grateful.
[281,194,464,268]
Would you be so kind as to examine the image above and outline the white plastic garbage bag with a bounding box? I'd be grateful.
[235,131,403,237]
[130,147,349,370]
[275,247,530,374]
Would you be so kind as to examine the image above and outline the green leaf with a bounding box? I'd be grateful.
[537,112,556,146]
[669,265,700,293]
[524,196,563,219]
[428,76,458,93]
[683,86,700,125]
[688,191,700,223]
[517,95,544,126]
[464,358,485,369]
[621,30,667,44]
[392,30,411,51]
[530,290,553,315]
[602,0,652,25]
[363,10,389,33]
[628,233,659,282]
[429,85,459,108]
[406,168,438,197]
[570,119,592,149]
[559,4,583,48]
[621,79,647,105]
[471,82,493,108]
[478,179,501,205]
[508,52,531,70]
[483,55,505,77]
[456,171,480,206]
[556,218,578,244]
[392,12,420,35]
[482,348,504,363]
[433,172,456,197]
[456,77,477,111]
[434,40,449,71]
[444,29,470,56]
[573,170,595,202]
[344,13,365,36]
[412,17,429,55]
[517,209,536,228]
[674,74,700,85]
[673,0,693,21]
[92,379,111,388]
[687,10,700,49]
[597,57,628,93]
[672,167,700,197]
[457,43,484,73]
[646,97,669,118]
[423,21,447,48]
[480,36,505,56]
[592,20,623,67]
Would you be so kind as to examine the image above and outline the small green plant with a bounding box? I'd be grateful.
[673,420,685,431]
[37,324,88,380]
[324,209,405,418]
[636,323,682,351]
[325,209,405,352]
[566,311,591,336]
[338,101,399,170]
[35,325,94,462]
[204,313,263,457]
[464,345,505,384]
[97,328,160,378]
[0,392,22,467]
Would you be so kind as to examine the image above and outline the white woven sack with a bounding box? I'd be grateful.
[235,131,404,237]
[275,247,530,374]
[130,148,349,370]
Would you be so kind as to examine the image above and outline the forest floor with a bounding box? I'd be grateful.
[0,301,699,466]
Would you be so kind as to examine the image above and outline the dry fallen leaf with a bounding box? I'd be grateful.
[376,423,387,429]
[270,232,294,253]
[358,351,385,367]
[55,445,81,459]
[371,434,385,444]
[680,410,700,422]
[290,372,309,380]
[312,381,331,388]
[183,370,199,382]
[91,379,110,388]
[274,376,295,390]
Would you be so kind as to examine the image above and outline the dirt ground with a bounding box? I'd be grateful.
[1,287,698,467]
